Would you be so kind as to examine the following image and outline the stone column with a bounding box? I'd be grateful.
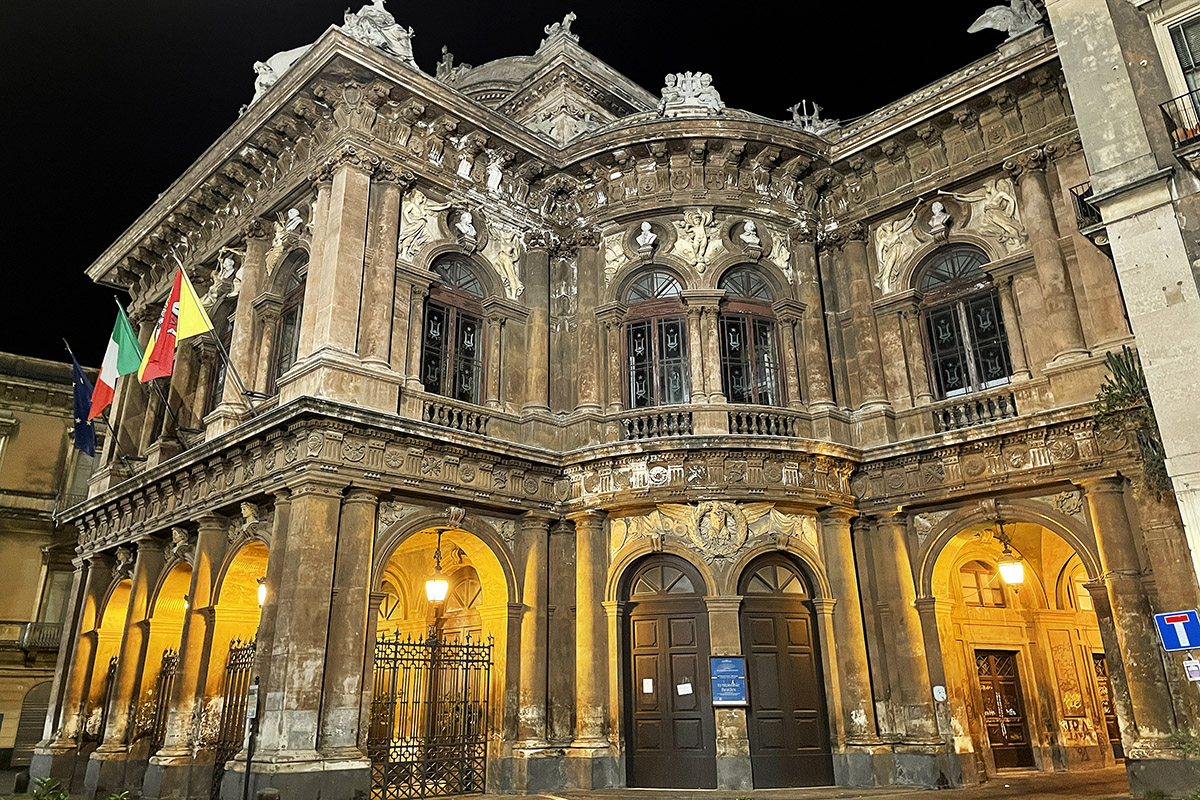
[546,519,576,745]
[389,279,414,384]
[484,314,504,409]
[252,491,290,691]
[158,339,196,449]
[568,510,608,746]
[189,341,217,432]
[842,224,890,409]
[900,308,934,406]
[792,227,835,408]
[1004,148,1088,363]
[575,233,603,413]
[516,512,552,746]
[1077,476,1177,745]
[145,516,228,799]
[300,148,372,360]
[706,596,752,790]
[318,488,378,758]
[522,238,551,414]
[38,558,86,745]
[602,317,624,413]
[256,480,343,760]
[994,275,1031,381]
[684,306,707,402]
[819,509,881,744]
[869,512,939,743]
[222,222,272,407]
[773,305,804,409]
[251,298,282,396]
[87,538,165,798]
[700,303,726,404]
[359,165,408,366]
[403,284,430,393]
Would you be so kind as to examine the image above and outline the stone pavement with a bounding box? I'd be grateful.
[476,767,1132,800]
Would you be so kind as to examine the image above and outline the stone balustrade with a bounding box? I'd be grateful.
[618,408,693,440]
[421,396,492,435]
[931,387,1019,432]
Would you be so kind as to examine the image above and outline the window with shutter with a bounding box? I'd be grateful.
[1171,15,1200,90]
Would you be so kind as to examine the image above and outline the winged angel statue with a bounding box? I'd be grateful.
[968,0,1043,40]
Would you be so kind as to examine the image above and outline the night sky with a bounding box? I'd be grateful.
[2,1,1011,366]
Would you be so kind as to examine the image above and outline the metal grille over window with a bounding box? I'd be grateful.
[918,246,1013,399]
[718,267,781,406]
[624,271,690,408]
[421,255,485,405]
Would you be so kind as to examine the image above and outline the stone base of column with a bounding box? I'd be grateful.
[810,405,852,441]
[145,437,184,468]
[277,347,402,413]
[83,747,131,800]
[889,741,960,788]
[30,743,86,792]
[853,405,896,446]
[716,755,752,790]
[691,407,729,435]
[564,743,620,790]
[1126,752,1200,799]
[87,463,134,494]
[203,402,247,441]
[501,746,566,794]
[232,755,370,800]
[141,751,207,800]
[831,742,895,788]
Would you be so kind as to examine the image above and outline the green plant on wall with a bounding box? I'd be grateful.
[1093,345,1172,497]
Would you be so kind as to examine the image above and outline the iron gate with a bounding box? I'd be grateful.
[211,638,256,799]
[148,647,178,754]
[367,631,492,800]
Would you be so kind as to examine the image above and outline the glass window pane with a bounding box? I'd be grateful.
[719,267,772,300]
[432,254,483,297]
[918,246,989,292]
[926,306,969,397]
[720,316,752,404]
[422,303,448,394]
[627,321,654,408]
[965,293,1012,389]
[452,312,483,404]
[657,318,689,405]
[753,319,779,406]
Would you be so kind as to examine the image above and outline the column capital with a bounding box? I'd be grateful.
[1074,474,1126,496]
[818,505,858,523]
[817,228,845,253]
[1003,145,1057,180]
[343,486,382,504]
[372,160,416,189]
[518,509,556,529]
[243,217,272,241]
[702,595,743,613]
[567,508,607,530]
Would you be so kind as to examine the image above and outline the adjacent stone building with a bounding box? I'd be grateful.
[31,3,1200,799]
[0,354,96,773]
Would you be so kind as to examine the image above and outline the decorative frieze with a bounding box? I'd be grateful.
[610,501,818,563]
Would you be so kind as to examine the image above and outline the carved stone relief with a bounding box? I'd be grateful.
[671,208,723,273]
[610,501,818,564]
[483,222,524,299]
[397,189,450,262]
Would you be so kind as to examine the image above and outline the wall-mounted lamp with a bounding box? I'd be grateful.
[995,518,1024,589]
[425,529,449,604]
[183,594,190,611]
[257,576,268,608]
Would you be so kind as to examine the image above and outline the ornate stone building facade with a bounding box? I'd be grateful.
[31,4,1200,799]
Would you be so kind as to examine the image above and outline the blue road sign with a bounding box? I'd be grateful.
[1154,609,1200,652]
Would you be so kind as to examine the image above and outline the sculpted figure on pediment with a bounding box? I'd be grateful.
[941,179,1026,251]
[874,204,921,295]
[672,208,722,272]
[659,72,725,116]
[249,43,312,106]
[483,223,524,299]
[603,231,628,285]
[342,0,417,65]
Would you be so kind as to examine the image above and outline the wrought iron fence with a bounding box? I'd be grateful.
[211,638,256,799]
[148,647,178,755]
[1161,88,1200,148]
[367,631,492,800]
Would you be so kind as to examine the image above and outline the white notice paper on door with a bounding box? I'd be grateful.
[677,682,693,695]
[642,678,654,694]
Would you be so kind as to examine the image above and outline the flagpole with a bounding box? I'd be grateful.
[206,328,259,414]
[116,296,203,447]
[62,339,138,476]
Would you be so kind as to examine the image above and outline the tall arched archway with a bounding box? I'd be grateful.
[923,512,1120,777]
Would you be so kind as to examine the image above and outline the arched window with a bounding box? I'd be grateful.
[421,254,485,404]
[959,560,1006,608]
[206,300,236,415]
[624,271,689,408]
[718,267,782,406]
[917,246,1012,398]
[269,250,307,393]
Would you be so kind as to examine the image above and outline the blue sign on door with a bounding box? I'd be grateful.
[1154,609,1200,652]
[710,656,748,706]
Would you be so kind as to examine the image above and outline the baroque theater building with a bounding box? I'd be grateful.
[33,3,1200,799]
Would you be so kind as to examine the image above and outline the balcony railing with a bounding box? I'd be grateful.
[0,620,62,651]
[1069,182,1103,230]
[728,407,803,436]
[619,408,693,440]
[421,397,492,435]
[1162,88,1200,149]
[931,388,1019,432]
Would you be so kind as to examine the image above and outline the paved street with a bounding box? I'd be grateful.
[477,767,1132,800]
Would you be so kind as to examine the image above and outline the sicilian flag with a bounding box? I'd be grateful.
[89,306,143,420]
[70,354,97,457]
[138,267,214,382]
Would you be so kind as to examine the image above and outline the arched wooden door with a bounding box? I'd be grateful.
[738,556,833,787]
[623,556,716,788]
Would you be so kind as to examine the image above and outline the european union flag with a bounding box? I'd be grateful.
[70,355,96,457]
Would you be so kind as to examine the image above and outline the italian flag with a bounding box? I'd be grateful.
[88,306,144,420]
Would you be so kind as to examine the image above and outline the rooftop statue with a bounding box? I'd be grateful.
[342,0,416,65]
[659,72,725,117]
[788,99,839,136]
[250,43,312,106]
[968,0,1043,40]
[540,12,579,47]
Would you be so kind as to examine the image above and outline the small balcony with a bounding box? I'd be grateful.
[1161,88,1200,172]
[1068,182,1110,252]
[0,620,62,652]
[618,407,694,441]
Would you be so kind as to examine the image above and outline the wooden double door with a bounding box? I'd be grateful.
[623,554,833,790]
[975,649,1035,769]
